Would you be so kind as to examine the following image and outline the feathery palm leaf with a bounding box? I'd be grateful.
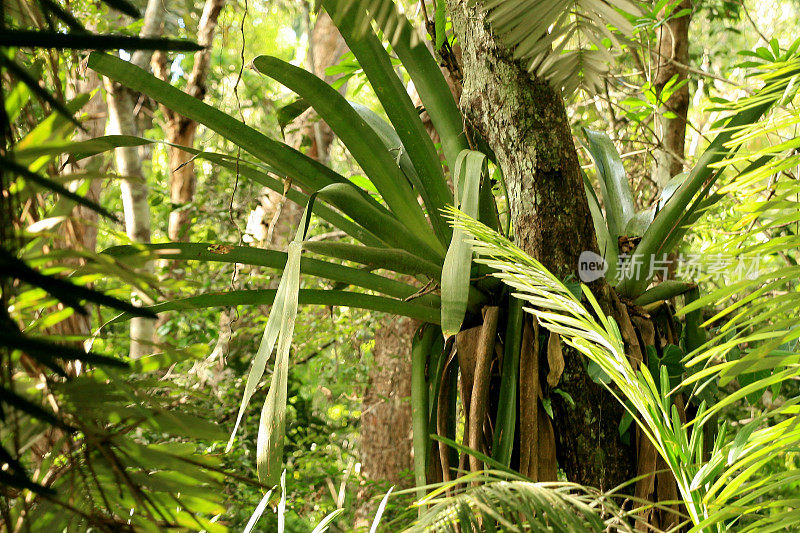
[449,208,800,532]
[476,0,642,95]
[409,470,635,532]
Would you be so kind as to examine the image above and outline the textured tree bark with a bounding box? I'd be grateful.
[358,316,416,496]
[448,0,635,489]
[105,83,154,360]
[103,0,163,359]
[652,0,692,186]
[152,0,226,242]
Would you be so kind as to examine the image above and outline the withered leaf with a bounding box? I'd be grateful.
[546,332,564,387]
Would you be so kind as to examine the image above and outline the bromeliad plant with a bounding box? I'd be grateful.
[31,0,799,524]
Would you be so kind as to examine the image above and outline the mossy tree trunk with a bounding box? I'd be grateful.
[448,0,635,489]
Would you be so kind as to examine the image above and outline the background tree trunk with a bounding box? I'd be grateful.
[103,0,163,359]
[153,0,226,242]
[652,0,692,186]
[448,0,635,490]
[359,317,417,484]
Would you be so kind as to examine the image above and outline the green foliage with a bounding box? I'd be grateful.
[87,0,484,495]
[5,0,800,531]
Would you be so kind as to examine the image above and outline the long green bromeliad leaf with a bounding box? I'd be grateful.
[441,150,486,336]
[256,242,301,485]
[582,129,635,244]
[87,53,384,210]
[108,289,439,324]
[348,101,451,245]
[314,183,443,261]
[303,241,442,280]
[322,0,453,245]
[13,134,383,246]
[351,1,470,167]
[618,70,795,297]
[104,242,439,305]
[226,239,302,455]
[229,187,438,484]
[96,53,440,258]
[324,0,468,163]
[492,297,523,466]
[252,55,443,256]
[411,324,439,509]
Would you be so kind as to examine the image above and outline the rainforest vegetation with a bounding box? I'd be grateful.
[2,0,800,531]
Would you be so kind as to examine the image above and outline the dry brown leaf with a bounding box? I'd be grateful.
[536,406,558,481]
[545,332,564,387]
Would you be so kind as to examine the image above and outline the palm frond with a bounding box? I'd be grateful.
[449,208,800,532]
[409,470,635,532]
[476,0,641,95]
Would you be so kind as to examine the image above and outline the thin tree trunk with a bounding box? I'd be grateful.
[652,0,692,186]
[448,0,635,489]
[153,0,226,242]
[103,0,163,359]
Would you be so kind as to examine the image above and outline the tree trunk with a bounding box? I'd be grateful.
[652,0,692,186]
[448,0,635,489]
[153,0,226,242]
[103,0,163,359]
[360,317,417,486]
